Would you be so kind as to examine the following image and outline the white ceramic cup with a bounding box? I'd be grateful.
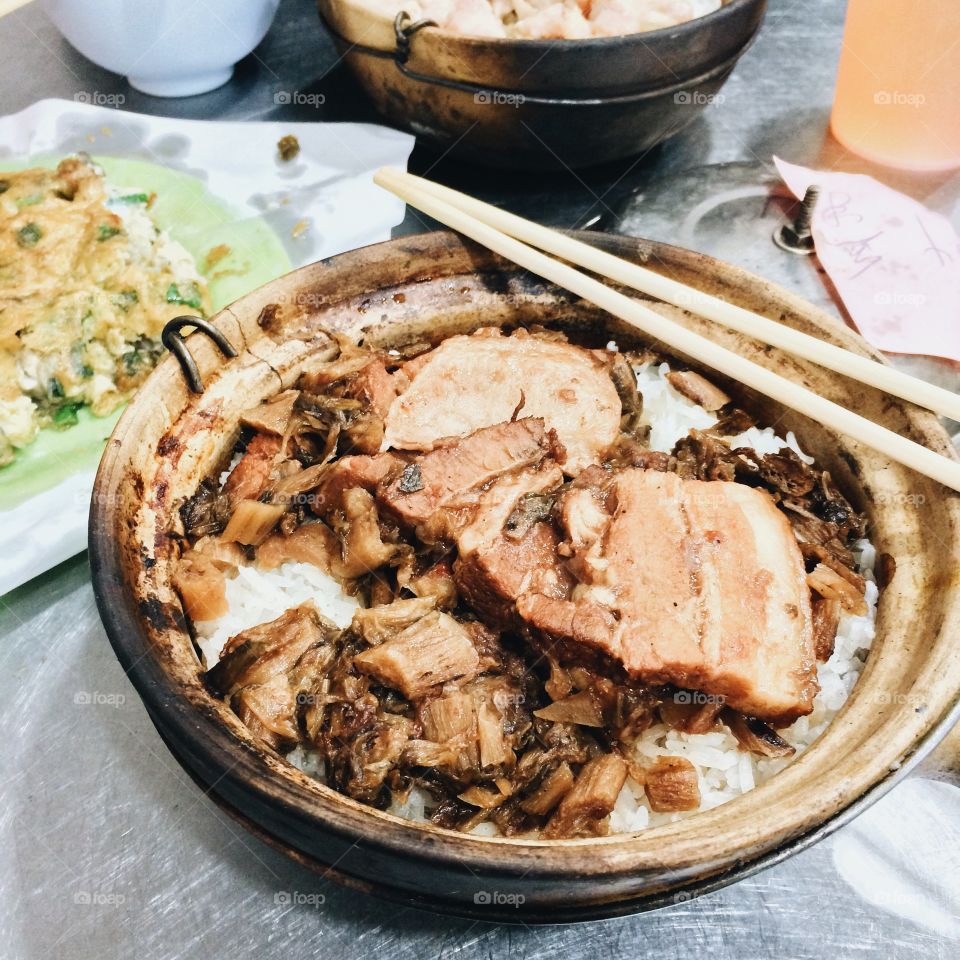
[43,0,282,97]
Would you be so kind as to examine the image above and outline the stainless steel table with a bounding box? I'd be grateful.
[2,2,958,957]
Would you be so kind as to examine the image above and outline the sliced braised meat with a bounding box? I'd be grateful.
[223,432,282,505]
[516,469,817,724]
[353,610,481,699]
[378,418,552,530]
[453,463,573,627]
[382,330,621,473]
[516,594,619,664]
[455,460,563,557]
[311,451,405,513]
[343,359,402,419]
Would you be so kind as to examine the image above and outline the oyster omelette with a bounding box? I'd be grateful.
[0,156,210,467]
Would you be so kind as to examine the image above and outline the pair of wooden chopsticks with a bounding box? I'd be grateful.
[374,167,960,495]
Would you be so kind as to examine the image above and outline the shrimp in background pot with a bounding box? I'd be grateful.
[361,0,721,39]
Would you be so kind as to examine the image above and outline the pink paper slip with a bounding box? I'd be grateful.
[775,157,960,363]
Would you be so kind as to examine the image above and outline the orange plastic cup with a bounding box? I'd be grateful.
[831,0,960,172]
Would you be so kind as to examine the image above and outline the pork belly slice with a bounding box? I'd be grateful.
[518,469,817,724]
[378,417,552,530]
[353,611,481,699]
[223,432,281,506]
[382,330,622,474]
[344,358,404,419]
[453,461,573,625]
[311,451,405,513]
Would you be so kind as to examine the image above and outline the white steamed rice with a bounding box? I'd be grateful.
[193,561,359,668]
[196,359,877,834]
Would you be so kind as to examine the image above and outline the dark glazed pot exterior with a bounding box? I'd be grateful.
[315,0,767,168]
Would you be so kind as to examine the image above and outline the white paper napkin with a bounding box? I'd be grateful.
[832,777,960,939]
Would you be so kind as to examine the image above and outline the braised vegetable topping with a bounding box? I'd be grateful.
[177,331,874,838]
[642,756,701,813]
[398,463,424,493]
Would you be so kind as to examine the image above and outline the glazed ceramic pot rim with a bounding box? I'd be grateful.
[337,39,752,105]
[91,230,960,897]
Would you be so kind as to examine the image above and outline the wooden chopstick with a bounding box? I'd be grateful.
[379,169,960,424]
[374,167,960,494]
